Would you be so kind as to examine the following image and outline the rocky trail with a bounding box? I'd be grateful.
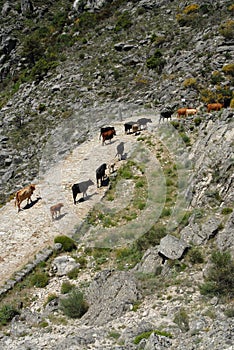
[0,116,159,287]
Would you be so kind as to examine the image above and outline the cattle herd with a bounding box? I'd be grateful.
[14,102,227,218]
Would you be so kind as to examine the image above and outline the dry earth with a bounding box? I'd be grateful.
[0,115,160,287]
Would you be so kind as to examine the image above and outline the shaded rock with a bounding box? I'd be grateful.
[134,247,162,274]
[216,211,234,257]
[82,270,141,326]
[181,217,221,246]
[159,234,188,260]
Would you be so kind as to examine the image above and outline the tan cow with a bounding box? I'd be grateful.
[186,108,197,117]
[15,184,36,212]
[50,203,64,220]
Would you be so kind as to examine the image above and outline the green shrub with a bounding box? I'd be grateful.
[134,330,172,344]
[146,50,166,73]
[219,20,234,39]
[67,267,79,280]
[221,207,233,215]
[54,235,77,252]
[115,11,132,32]
[173,308,189,332]
[61,281,75,294]
[194,116,202,126]
[224,307,234,318]
[0,304,19,326]
[188,247,204,264]
[44,293,57,307]
[60,289,88,318]
[200,250,234,299]
[30,272,49,288]
[211,71,224,85]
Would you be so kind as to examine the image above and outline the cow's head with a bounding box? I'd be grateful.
[30,184,36,192]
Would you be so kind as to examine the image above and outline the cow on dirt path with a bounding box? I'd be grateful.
[15,184,36,212]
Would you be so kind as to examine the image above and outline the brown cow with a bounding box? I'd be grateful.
[101,128,116,145]
[207,103,223,113]
[15,184,36,212]
[50,203,64,220]
[177,108,187,118]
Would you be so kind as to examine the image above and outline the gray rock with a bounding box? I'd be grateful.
[51,255,80,276]
[134,247,162,274]
[159,234,188,260]
[82,270,141,326]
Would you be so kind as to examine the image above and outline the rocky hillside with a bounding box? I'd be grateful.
[0,0,233,204]
[0,0,233,349]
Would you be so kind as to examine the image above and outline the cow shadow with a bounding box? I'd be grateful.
[23,197,42,210]
[74,192,97,204]
[52,212,67,221]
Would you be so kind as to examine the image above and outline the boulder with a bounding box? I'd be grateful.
[158,234,188,260]
[82,270,141,326]
[51,255,80,276]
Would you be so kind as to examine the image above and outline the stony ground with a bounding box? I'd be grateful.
[0,115,159,287]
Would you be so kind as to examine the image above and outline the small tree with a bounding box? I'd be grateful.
[60,289,88,318]
[200,250,234,299]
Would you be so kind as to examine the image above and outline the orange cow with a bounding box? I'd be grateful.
[50,203,64,220]
[177,108,187,118]
[15,184,36,212]
[207,103,223,113]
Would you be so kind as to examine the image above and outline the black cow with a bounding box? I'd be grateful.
[159,109,174,123]
[101,129,116,145]
[124,121,136,134]
[72,179,94,204]
[96,163,107,187]
[137,118,152,130]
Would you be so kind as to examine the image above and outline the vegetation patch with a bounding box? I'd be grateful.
[200,250,234,300]
[0,304,20,327]
[54,235,77,252]
[60,288,89,319]
[134,329,172,344]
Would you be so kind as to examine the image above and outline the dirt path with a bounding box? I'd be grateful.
[0,117,159,287]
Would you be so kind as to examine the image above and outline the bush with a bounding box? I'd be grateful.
[173,308,189,332]
[146,50,166,73]
[61,281,75,294]
[30,272,49,288]
[183,4,200,14]
[200,250,234,299]
[221,207,233,215]
[183,77,197,88]
[67,267,80,280]
[134,330,172,344]
[60,289,88,318]
[219,20,234,40]
[115,11,132,32]
[222,63,234,77]
[194,116,202,126]
[0,304,19,326]
[54,235,77,252]
[188,247,204,264]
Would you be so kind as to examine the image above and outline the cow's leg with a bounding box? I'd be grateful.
[73,192,77,205]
